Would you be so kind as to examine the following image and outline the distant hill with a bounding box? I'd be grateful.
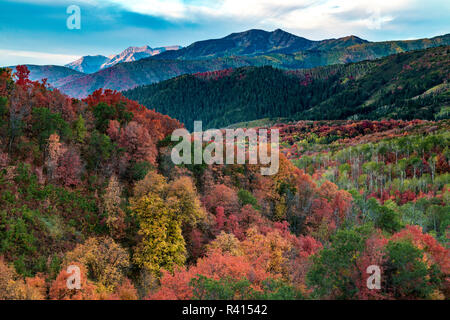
[9,64,86,88]
[57,56,261,98]
[124,46,450,131]
[152,29,448,60]
[65,55,110,74]
[152,29,321,59]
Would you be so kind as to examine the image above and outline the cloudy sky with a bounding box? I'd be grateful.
[1,0,449,66]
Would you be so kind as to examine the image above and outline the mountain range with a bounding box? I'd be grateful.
[10,29,450,98]
[153,29,369,60]
[64,45,182,73]
[124,45,450,130]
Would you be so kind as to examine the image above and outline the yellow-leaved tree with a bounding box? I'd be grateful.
[132,193,186,276]
[131,171,206,276]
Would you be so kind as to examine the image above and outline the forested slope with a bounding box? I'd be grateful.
[125,46,450,131]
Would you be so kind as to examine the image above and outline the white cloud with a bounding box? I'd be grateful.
[104,0,419,38]
[0,49,79,67]
[107,0,188,19]
[226,0,406,35]
[106,0,406,22]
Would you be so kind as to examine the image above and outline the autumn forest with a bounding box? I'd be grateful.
[0,54,449,301]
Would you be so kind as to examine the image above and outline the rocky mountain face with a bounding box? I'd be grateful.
[65,45,182,73]
[64,55,110,74]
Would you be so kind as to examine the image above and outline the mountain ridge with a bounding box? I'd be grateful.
[58,31,450,98]
[65,55,110,74]
[65,45,182,73]
[152,28,346,60]
[123,45,450,130]
[10,29,450,98]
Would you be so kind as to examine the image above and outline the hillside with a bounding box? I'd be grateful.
[10,65,86,88]
[276,118,450,242]
[57,56,263,98]
[0,66,448,300]
[124,46,450,131]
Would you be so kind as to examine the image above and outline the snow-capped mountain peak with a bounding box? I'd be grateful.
[65,45,181,73]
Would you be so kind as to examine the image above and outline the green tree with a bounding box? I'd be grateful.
[93,102,116,133]
[190,275,254,300]
[31,107,71,149]
[86,130,115,170]
[307,225,373,299]
[375,203,402,234]
[0,97,7,129]
[73,114,87,143]
[93,102,133,133]
[190,276,303,300]
[384,240,441,299]
[237,189,259,209]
